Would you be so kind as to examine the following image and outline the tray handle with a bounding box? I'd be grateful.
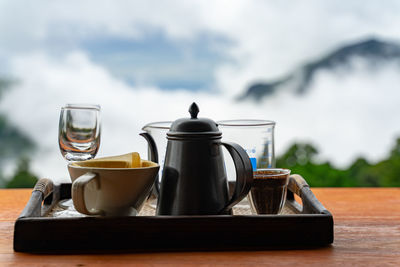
[287,174,331,215]
[19,178,55,218]
[33,178,53,199]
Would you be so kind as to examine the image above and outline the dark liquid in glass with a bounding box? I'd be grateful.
[249,170,289,214]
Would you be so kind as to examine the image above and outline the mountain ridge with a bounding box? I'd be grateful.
[241,38,400,100]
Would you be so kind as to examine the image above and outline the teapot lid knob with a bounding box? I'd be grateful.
[189,102,199,119]
[168,102,220,134]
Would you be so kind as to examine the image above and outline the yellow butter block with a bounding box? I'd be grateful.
[72,152,142,168]
[131,152,141,168]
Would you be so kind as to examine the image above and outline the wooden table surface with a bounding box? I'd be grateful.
[1,188,399,266]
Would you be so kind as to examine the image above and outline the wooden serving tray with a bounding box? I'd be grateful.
[14,175,333,252]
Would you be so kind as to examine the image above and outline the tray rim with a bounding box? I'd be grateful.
[14,174,334,252]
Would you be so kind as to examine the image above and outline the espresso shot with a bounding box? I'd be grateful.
[249,169,291,214]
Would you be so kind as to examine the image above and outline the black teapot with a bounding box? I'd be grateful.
[142,103,253,215]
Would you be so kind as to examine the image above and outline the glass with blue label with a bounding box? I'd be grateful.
[217,120,275,181]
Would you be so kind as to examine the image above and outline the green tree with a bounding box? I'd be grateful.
[6,157,38,188]
[276,143,353,187]
[367,138,400,187]
[348,157,379,187]
[0,174,5,187]
[0,78,38,188]
[276,140,400,187]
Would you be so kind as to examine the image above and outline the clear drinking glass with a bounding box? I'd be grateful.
[58,104,101,162]
[217,120,275,181]
[142,121,172,178]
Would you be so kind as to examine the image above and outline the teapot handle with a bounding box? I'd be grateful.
[139,132,160,195]
[220,141,253,213]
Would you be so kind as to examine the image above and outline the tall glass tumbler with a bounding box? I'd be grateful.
[218,120,275,180]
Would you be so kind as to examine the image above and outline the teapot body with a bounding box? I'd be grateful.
[152,103,253,216]
[156,137,231,215]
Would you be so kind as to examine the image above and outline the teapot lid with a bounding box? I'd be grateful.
[168,103,220,137]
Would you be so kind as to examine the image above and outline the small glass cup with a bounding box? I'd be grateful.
[58,104,101,162]
[248,168,291,214]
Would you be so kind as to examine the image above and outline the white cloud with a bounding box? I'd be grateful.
[1,0,400,96]
[1,52,400,183]
[0,51,253,181]
[1,1,400,182]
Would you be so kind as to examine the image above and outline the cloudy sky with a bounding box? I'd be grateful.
[1,0,400,181]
